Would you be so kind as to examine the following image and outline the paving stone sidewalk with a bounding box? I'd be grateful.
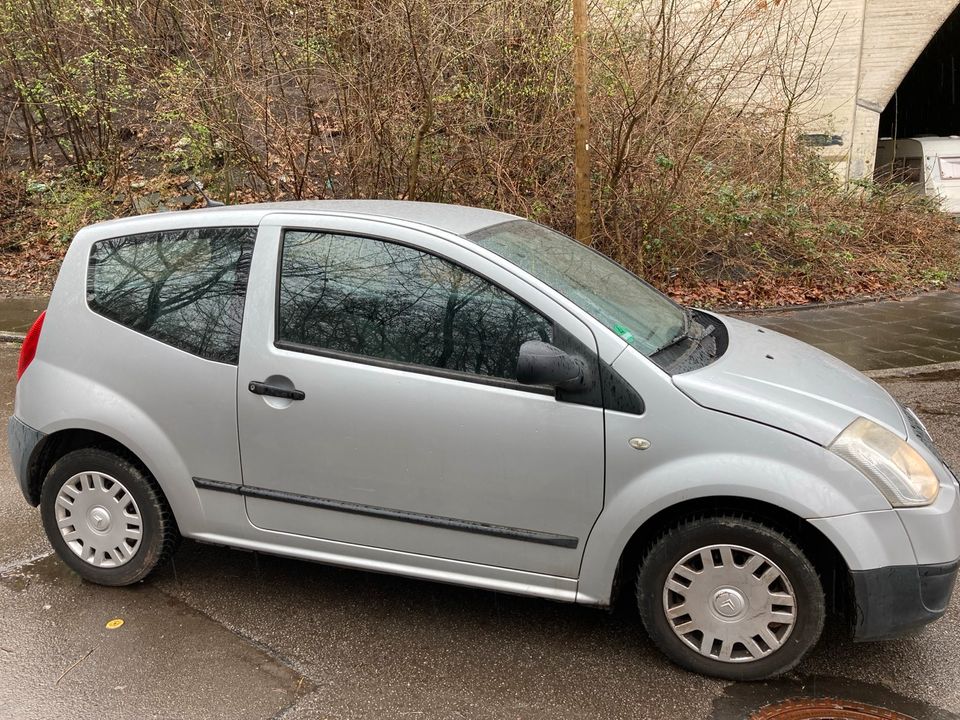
[1,292,958,372]
[749,291,960,372]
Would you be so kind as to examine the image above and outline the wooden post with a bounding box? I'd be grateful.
[572,0,591,244]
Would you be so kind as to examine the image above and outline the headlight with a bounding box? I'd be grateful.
[829,417,939,507]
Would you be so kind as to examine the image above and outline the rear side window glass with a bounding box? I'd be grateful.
[88,227,256,364]
[278,230,552,380]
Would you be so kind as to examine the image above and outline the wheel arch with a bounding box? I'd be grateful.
[601,496,852,620]
[25,428,181,538]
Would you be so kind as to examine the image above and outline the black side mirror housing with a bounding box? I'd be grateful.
[517,340,585,390]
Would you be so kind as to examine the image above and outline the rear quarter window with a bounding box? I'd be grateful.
[87,227,256,364]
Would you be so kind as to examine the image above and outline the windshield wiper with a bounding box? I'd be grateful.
[652,308,692,355]
[652,309,714,356]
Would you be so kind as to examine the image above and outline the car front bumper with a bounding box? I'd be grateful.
[810,460,960,641]
[848,454,960,640]
[8,415,45,505]
[850,560,959,640]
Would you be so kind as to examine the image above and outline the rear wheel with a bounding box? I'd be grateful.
[636,515,824,680]
[40,448,179,586]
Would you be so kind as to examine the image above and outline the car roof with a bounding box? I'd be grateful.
[75,200,521,242]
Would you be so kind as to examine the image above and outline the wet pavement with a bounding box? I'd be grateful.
[749,291,960,372]
[0,555,308,720]
[2,345,960,716]
[0,297,47,334]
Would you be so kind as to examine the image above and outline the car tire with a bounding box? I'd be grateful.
[636,515,825,681]
[40,448,179,586]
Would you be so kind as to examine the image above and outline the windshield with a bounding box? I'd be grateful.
[466,220,686,356]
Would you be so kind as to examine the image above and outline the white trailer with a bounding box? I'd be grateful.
[875,136,960,216]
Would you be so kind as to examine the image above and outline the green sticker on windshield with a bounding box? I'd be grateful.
[613,323,635,343]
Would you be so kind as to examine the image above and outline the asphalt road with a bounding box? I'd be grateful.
[1,343,959,720]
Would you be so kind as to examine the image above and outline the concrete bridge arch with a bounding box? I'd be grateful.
[814,0,960,180]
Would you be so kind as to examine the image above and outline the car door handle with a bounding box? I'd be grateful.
[248,380,305,401]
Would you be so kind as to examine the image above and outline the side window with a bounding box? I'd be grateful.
[278,230,552,381]
[892,157,922,184]
[87,227,256,364]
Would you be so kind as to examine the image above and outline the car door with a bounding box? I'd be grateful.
[235,213,604,578]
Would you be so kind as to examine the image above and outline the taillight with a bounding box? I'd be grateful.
[17,310,46,381]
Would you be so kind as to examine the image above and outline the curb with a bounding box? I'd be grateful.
[864,360,960,380]
[723,293,901,316]
[723,286,960,316]
[0,330,952,379]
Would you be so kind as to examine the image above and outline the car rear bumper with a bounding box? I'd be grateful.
[8,415,45,506]
[851,560,959,641]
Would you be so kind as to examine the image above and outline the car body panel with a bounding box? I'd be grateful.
[17,336,241,537]
[672,314,906,446]
[235,215,605,578]
[191,481,579,602]
[68,200,520,240]
[575,345,895,604]
[897,481,960,566]
[8,415,44,502]
[14,227,248,534]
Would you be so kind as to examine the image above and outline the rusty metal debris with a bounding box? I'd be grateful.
[748,698,916,720]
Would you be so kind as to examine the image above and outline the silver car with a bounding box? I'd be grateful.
[8,201,959,680]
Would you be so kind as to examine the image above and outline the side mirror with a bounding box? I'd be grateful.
[517,341,584,389]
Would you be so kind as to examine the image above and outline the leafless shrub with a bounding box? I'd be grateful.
[0,0,956,306]
[0,0,151,179]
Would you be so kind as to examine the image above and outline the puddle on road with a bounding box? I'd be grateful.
[711,676,958,720]
[0,553,82,593]
[0,296,48,333]
[0,567,31,592]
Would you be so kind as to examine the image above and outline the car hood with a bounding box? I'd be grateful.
[672,314,906,446]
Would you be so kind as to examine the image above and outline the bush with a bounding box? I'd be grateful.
[0,0,956,306]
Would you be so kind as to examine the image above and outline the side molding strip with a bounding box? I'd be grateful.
[193,477,579,549]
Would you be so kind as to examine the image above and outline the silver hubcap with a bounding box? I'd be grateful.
[662,544,797,663]
[55,472,143,568]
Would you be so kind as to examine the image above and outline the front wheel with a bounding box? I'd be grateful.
[40,448,179,586]
[636,515,825,680]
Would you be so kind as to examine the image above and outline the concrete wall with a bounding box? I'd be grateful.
[806,0,960,180]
